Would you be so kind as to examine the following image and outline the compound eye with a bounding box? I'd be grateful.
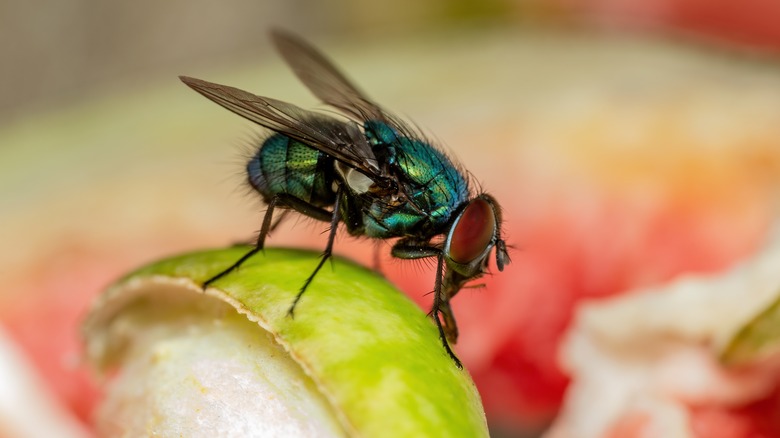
[449,198,496,265]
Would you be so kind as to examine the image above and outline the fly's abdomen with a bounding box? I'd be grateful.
[247,134,336,206]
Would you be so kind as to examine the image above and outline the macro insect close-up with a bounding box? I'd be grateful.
[181,30,510,367]
[8,3,780,436]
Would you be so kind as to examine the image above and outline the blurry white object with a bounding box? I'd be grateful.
[548,227,780,437]
[0,326,90,438]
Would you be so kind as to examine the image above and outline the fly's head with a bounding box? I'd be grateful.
[442,194,510,293]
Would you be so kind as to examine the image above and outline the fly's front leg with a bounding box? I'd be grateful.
[437,269,473,344]
[438,300,458,345]
[431,253,462,369]
[392,240,462,368]
[203,194,332,289]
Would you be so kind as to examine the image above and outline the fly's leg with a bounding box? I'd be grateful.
[438,300,458,345]
[391,241,462,368]
[228,210,291,247]
[203,196,280,289]
[438,269,473,344]
[287,190,342,317]
[203,194,331,289]
[269,209,291,233]
[431,253,462,369]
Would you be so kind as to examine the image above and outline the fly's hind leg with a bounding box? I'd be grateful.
[228,210,290,247]
[203,196,280,289]
[203,194,331,289]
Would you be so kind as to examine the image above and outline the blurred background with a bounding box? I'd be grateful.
[2,0,780,437]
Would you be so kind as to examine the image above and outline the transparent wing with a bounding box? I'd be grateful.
[270,29,387,122]
[180,76,386,181]
[271,30,429,156]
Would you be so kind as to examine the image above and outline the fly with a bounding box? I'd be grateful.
[180,30,510,368]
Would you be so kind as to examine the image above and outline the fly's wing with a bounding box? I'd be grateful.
[270,29,386,123]
[272,30,461,215]
[270,30,430,190]
[180,76,387,183]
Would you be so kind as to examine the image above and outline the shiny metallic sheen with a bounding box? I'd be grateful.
[180,30,510,369]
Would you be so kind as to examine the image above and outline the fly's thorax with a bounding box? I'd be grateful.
[353,119,472,239]
[247,134,337,207]
[364,120,398,148]
[394,140,470,232]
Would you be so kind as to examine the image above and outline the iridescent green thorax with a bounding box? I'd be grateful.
[360,121,470,238]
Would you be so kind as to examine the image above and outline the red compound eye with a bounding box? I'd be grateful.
[449,198,496,265]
